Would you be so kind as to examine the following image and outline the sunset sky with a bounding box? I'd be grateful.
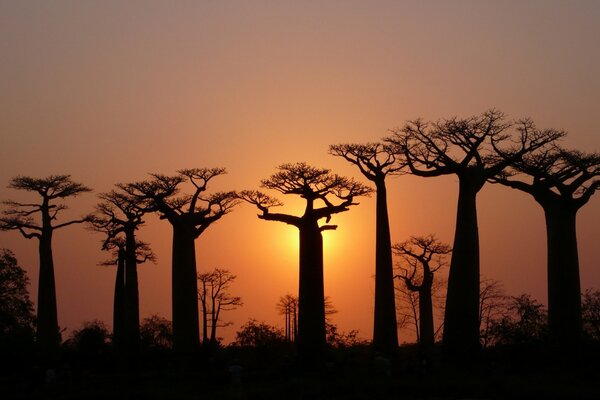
[1,1,599,343]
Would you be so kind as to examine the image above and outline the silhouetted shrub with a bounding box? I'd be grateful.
[234,319,285,347]
[65,320,111,356]
[140,314,173,351]
[582,288,600,341]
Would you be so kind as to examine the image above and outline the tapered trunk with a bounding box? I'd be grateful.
[419,282,435,348]
[443,178,481,357]
[201,296,208,344]
[37,232,60,358]
[112,249,126,352]
[544,205,582,347]
[372,180,399,353]
[172,225,200,352]
[210,307,218,343]
[297,222,326,361]
[124,229,140,355]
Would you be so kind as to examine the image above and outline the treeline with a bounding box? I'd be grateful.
[1,109,599,369]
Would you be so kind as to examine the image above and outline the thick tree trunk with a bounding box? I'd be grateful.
[544,206,582,347]
[37,232,60,358]
[124,229,140,356]
[172,225,200,352]
[419,284,435,348]
[297,222,326,361]
[372,181,399,354]
[443,178,481,358]
[112,249,126,352]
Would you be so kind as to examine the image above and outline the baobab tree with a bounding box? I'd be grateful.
[197,268,242,346]
[0,175,91,357]
[120,168,238,352]
[96,237,155,354]
[386,110,563,357]
[329,142,404,354]
[492,146,600,347]
[89,188,152,356]
[239,162,371,361]
[277,294,298,343]
[393,235,451,349]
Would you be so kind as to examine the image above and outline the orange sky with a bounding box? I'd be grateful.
[1,1,599,344]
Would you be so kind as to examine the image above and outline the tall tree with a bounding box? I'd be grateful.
[120,168,238,352]
[0,175,91,357]
[492,146,600,347]
[197,268,243,346]
[90,189,153,356]
[239,162,371,361]
[329,142,404,354]
[393,235,450,349]
[386,111,563,358]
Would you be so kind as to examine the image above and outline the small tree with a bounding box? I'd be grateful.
[276,294,298,343]
[479,278,511,348]
[140,314,173,351]
[197,268,243,346]
[67,320,111,356]
[234,319,286,347]
[488,294,548,346]
[239,162,371,361]
[393,235,450,349]
[0,175,91,357]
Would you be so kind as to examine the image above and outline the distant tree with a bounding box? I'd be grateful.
[239,163,371,361]
[488,294,547,346]
[479,278,511,348]
[330,142,404,354]
[386,111,563,358]
[96,237,155,354]
[140,314,173,351]
[120,168,239,352]
[276,294,298,343]
[197,268,243,346]
[393,235,451,349]
[0,175,91,357]
[66,320,111,356]
[582,289,600,341]
[395,281,421,342]
[0,249,36,358]
[234,319,286,347]
[326,324,368,348]
[89,188,155,356]
[492,146,600,347]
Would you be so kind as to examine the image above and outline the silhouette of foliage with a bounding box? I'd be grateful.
[0,249,35,359]
[234,319,286,347]
[140,314,173,351]
[0,175,91,357]
[66,320,111,356]
[479,278,511,348]
[487,294,548,346]
[582,289,600,341]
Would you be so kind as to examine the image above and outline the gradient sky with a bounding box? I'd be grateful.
[1,0,599,343]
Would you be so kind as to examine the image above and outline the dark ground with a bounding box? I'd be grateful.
[2,344,600,400]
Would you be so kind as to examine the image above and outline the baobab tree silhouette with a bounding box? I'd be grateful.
[120,168,239,352]
[492,144,600,348]
[239,162,371,362]
[330,142,404,354]
[89,188,154,357]
[393,235,451,349]
[386,110,563,359]
[0,175,91,359]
